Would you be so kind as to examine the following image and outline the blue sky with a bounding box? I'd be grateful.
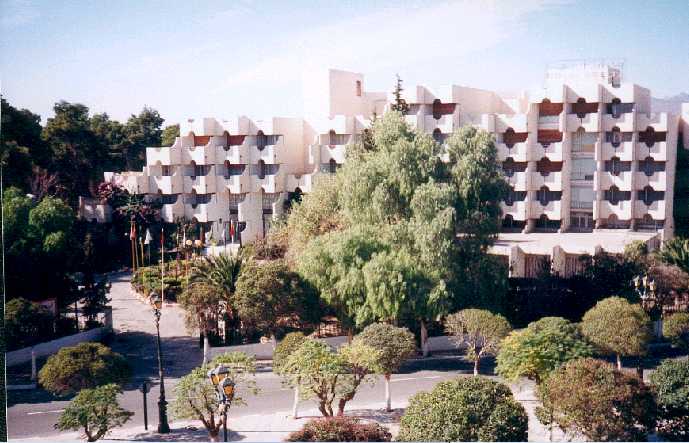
[1,0,687,126]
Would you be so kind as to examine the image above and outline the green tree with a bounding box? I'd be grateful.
[496,317,593,384]
[179,282,226,366]
[161,123,180,146]
[281,339,348,417]
[234,259,319,344]
[444,309,511,376]
[397,377,528,442]
[171,352,258,441]
[89,112,127,171]
[55,384,133,442]
[537,358,656,442]
[581,296,651,369]
[336,340,382,415]
[356,323,416,411]
[122,107,163,170]
[4,298,55,350]
[38,343,131,396]
[274,332,308,418]
[649,358,689,441]
[663,312,689,351]
[656,237,689,274]
[390,74,409,114]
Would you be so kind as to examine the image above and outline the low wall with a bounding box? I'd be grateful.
[209,335,461,360]
[6,326,111,367]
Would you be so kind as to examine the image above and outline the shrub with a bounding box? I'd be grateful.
[663,312,689,350]
[4,298,55,351]
[286,417,391,442]
[397,376,528,442]
[537,358,656,442]
[38,342,131,396]
[273,332,307,375]
[55,384,132,442]
[496,317,592,384]
[581,296,651,369]
[649,359,689,441]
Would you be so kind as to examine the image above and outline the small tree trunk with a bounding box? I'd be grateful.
[473,358,480,376]
[208,429,220,442]
[347,328,353,344]
[420,320,429,357]
[270,332,277,351]
[337,397,347,416]
[292,385,300,419]
[202,333,210,366]
[384,373,392,412]
[616,353,622,370]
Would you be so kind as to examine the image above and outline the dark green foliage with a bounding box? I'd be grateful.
[38,343,131,396]
[537,358,656,442]
[355,323,416,375]
[664,312,689,350]
[674,139,689,237]
[273,332,307,374]
[161,124,180,146]
[287,417,391,442]
[649,359,689,441]
[656,237,689,274]
[397,377,528,442]
[4,298,55,351]
[55,384,133,442]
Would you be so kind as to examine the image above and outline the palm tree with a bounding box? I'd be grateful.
[656,238,689,274]
[188,253,243,364]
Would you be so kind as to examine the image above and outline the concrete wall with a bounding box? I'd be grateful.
[7,326,111,367]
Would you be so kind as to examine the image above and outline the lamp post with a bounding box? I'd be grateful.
[150,293,170,434]
[208,365,235,442]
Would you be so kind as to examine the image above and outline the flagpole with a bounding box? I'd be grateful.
[130,219,136,271]
[161,227,165,305]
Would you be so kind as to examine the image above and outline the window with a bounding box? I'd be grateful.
[329,159,337,174]
[638,186,665,205]
[604,157,631,176]
[604,186,631,205]
[356,80,362,97]
[504,188,527,206]
[433,128,443,143]
[639,157,665,176]
[502,158,527,177]
[161,165,174,176]
[536,158,563,176]
[257,160,266,179]
[571,186,594,209]
[610,98,622,118]
[571,158,596,181]
[256,130,267,151]
[536,186,561,206]
[572,128,597,153]
[605,128,632,146]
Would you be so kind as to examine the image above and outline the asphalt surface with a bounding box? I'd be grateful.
[7,272,482,440]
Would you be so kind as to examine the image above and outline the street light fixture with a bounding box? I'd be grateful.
[208,365,236,442]
[633,274,658,311]
[150,293,170,434]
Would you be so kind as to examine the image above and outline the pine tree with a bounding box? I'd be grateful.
[391,74,409,114]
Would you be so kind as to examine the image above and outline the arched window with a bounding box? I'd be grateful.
[641,186,654,206]
[611,98,622,119]
[433,128,443,143]
[504,128,516,148]
[643,127,655,148]
[537,186,550,206]
[329,159,337,174]
[432,99,442,120]
[575,98,587,118]
[257,130,267,151]
[611,127,622,147]
[503,215,514,228]
[257,160,266,179]
[608,185,620,205]
[223,131,231,150]
[608,214,620,228]
[355,80,362,97]
[642,156,655,176]
[641,214,654,227]
[223,160,231,179]
[503,158,516,177]
[608,156,621,176]
[328,129,337,147]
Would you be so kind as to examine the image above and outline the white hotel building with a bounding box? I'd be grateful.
[87,63,689,278]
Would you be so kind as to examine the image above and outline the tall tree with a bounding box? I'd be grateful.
[161,123,180,146]
[390,74,409,114]
[123,107,163,170]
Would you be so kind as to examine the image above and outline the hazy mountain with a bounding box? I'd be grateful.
[652,93,689,114]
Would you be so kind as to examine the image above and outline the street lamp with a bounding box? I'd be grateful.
[208,365,236,442]
[633,274,658,311]
[150,293,170,434]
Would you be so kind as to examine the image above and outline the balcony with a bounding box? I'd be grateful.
[597,200,633,220]
[183,175,216,194]
[636,113,668,132]
[497,142,528,162]
[184,203,214,223]
[505,171,528,191]
[460,113,494,132]
[495,114,527,133]
[150,174,183,194]
[635,171,667,191]
[286,173,314,193]
[530,200,562,220]
[635,200,666,220]
[424,114,454,134]
[183,144,216,165]
[501,201,528,221]
[320,144,347,164]
[111,173,149,194]
[160,201,184,223]
[537,115,561,130]
[598,142,634,161]
[595,170,633,191]
[255,174,283,193]
[250,136,283,163]
[222,174,250,194]
[636,141,667,161]
[531,142,563,162]
[147,146,181,165]
[567,113,600,132]
[603,112,635,132]
[531,171,563,191]
[216,144,249,164]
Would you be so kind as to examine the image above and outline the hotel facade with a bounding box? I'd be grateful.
[84,63,689,278]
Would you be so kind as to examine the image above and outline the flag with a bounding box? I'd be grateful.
[130,222,136,241]
[221,223,227,244]
[229,220,235,243]
[144,229,153,245]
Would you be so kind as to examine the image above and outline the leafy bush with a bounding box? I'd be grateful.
[537,357,656,442]
[649,359,689,441]
[663,312,689,350]
[4,298,55,351]
[273,332,307,375]
[131,263,184,300]
[397,376,528,442]
[286,417,391,442]
[55,384,133,442]
[38,342,131,396]
[496,317,592,384]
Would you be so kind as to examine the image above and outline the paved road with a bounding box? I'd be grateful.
[8,272,483,441]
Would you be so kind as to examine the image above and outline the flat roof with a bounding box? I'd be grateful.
[490,230,660,256]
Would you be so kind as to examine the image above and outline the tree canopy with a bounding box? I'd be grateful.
[649,358,689,441]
